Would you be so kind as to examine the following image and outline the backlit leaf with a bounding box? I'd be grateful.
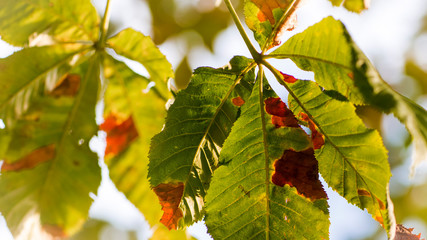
[102,55,167,226]
[286,79,392,231]
[0,0,99,46]
[149,57,255,229]
[0,56,101,238]
[101,56,195,239]
[107,28,173,97]
[205,74,329,240]
[271,17,366,104]
[328,0,369,13]
[273,16,427,174]
[0,44,89,126]
[244,0,301,50]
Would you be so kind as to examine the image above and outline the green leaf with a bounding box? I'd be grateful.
[0,44,90,126]
[271,16,366,104]
[101,55,166,226]
[0,0,99,46]
[350,44,427,175]
[272,16,427,174]
[148,57,255,229]
[205,74,329,240]
[244,0,300,50]
[328,0,368,13]
[287,79,392,231]
[107,28,174,97]
[0,55,101,238]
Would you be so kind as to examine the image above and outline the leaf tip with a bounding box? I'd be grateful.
[153,182,185,230]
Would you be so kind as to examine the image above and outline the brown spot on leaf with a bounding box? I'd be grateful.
[376,197,385,210]
[280,72,298,83]
[50,74,80,97]
[347,72,354,80]
[100,115,139,157]
[265,97,299,128]
[43,224,66,238]
[357,189,371,197]
[2,144,56,172]
[272,148,327,201]
[153,182,184,230]
[232,96,245,107]
[299,112,325,149]
[396,224,425,240]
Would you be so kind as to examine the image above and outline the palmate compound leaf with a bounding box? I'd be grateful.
[244,0,302,50]
[107,28,174,98]
[0,55,101,238]
[271,16,427,174]
[285,79,392,231]
[205,73,329,240]
[100,56,194,239]
[148,56,256,229]
[0,44,90,127]
[328,0,369,13]
[0,0,99,46]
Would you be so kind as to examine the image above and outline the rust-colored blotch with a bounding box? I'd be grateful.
[232,96,245,107]
[272,148,327,201]
[265,97,299,128]
[50,74,81,97]
[153,182,185,230]
[2,144,56,172]
[280,72,298,83]
[299,112,325,149]
[100,114,139,157]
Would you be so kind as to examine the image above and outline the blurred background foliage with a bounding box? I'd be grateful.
[98,0,427,239]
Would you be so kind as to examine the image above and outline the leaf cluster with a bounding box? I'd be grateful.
[0,0,426,239]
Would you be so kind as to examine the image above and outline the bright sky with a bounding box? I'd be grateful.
[1,0,427,239]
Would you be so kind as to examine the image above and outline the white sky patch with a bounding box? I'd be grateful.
[0,119,5,129]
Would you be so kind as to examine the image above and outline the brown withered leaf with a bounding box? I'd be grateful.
[396,224,425,240]
[100,115,139,157]
[248,0,301,48]
[251,0,290,25]
[153,182,185,230]
[1,144,56,172]
[300,112,325,149]
[50,74,80,97]
[272,148,327,201]
[265,97,299,128]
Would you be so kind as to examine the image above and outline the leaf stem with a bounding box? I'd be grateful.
[98,0,112,49]
[223,0,261,63]
[261,0,301,53]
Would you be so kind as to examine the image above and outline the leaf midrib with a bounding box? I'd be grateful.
[39,54,99,213]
